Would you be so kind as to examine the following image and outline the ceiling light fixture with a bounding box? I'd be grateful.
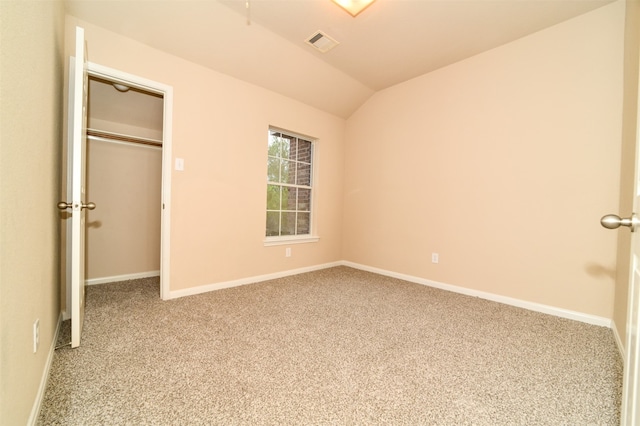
[332,0,376,17]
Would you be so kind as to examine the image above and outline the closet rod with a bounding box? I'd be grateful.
[87,128,162,148]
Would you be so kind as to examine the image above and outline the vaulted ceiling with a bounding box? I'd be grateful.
[65,0,615,119]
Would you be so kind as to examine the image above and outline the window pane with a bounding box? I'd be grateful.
[297,139,312,163]
[297,212,310,235]
[282,160,295,185]
[281,212,296,236]
[289,138,298,161]
[266,211,280,236]
[267,185,280,210]
[297,162,311,186]
[297,188,311,211]
[267,157,280,182]
[268,132,282,157]
[281,187,296,211]
[281,135,294,159]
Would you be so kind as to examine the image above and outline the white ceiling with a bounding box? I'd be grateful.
[66,0,615,119]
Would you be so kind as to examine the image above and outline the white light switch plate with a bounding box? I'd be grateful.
[175,158,184,171]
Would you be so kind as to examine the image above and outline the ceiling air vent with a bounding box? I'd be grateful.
[305,31,340,53]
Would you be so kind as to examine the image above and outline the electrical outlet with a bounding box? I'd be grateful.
[431,253,439,264]
[33,319,40,353]
[285,247,292,257]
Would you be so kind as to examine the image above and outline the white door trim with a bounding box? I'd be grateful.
[86,62,173,300]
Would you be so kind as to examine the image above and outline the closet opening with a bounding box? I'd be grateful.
[85,76,164,295]
[66,62,173,312]
[64,62,173,317]
[84,72,167,298]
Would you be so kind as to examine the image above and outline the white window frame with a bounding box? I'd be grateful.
[264,127,319,246]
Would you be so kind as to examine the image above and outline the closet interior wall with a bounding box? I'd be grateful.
[85,77,164,284]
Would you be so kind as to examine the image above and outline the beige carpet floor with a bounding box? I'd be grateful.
[38,266,622,425]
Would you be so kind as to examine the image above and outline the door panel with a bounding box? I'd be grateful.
[622,151,640,423]
[619,45,640,426]
[69,26,89,348]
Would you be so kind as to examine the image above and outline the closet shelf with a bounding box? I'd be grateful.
[87,128,162,148]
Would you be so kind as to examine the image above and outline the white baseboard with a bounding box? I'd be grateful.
[612,320,626,362]
[85,270,160,286]
[167,260,612,328]
[342,261,613,328]
[168,262,342,299]
[27,312,62,426]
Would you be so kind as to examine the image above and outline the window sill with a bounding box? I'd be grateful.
[263,236,320,247]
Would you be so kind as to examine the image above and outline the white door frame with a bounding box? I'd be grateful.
[86,62,173,300]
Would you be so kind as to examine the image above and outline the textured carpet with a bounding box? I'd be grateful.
[38,266,622,425]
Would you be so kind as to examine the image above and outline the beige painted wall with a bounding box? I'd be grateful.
[86,137,162,280]
[63,16,346,293]
[343,1,624,318]
[613,0,640,345]
[0,1,65,424]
